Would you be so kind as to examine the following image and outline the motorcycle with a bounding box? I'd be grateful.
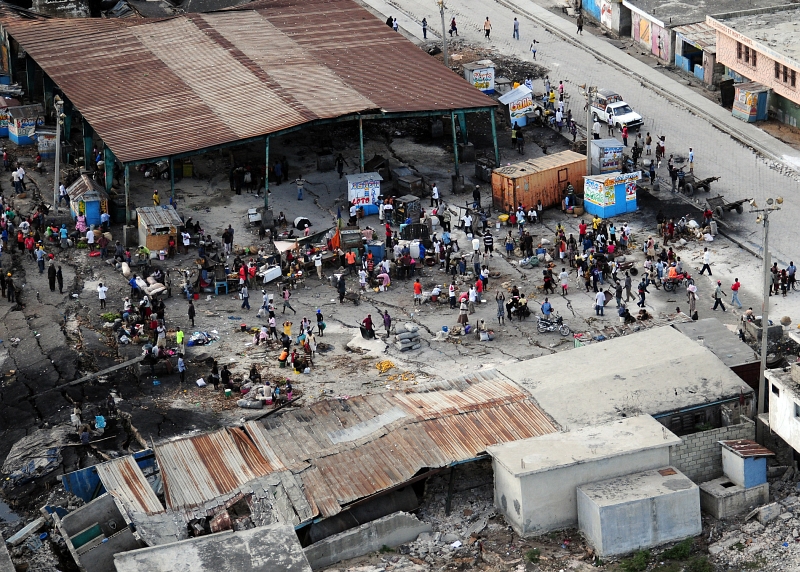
[663,271,694,292]
[537,313,571,336]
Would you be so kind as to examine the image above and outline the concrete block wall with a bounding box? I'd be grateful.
[669,419,755,483]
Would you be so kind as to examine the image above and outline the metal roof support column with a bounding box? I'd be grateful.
[264,136,270,211]
[490,109,499,167]
[457,111,468,144]
[358,117,364,173]
[82,119,93,170]
[445,465,456,516]
[169,157,175,201]
[24,55,35,104]
[62,98,73,141]
[450,112,459,177]
[124,164,130,226]
[42,75,54,117]
[104,147,115,192]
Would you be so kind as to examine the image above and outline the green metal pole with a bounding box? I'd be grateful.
[83,119,93,169]
[457,111,468,144]
[359,117,365,173]
[103,147,114,192]
[451,112,459,177]
[264,136,270,211]
[169,157,175,201]
[490,109,499,167]
[124,164,130,226]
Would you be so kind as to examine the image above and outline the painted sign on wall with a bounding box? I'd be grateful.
[346,172,382,206]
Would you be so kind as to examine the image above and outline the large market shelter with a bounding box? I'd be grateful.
[0,0,498,227]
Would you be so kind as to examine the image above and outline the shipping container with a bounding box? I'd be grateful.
[491,150,586,211]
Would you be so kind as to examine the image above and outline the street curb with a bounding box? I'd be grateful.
[494,0,799,176]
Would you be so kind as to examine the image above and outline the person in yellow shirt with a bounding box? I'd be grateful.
[152,189,160,206]
[592,215,601,232]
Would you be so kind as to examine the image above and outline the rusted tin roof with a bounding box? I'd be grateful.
[155,428,275,510]
[248,371,558,518]
[719,439,775,458]
[136,205,183,231]
[95,454,164,515]
[673,22,717,52]
[2,0,495,164]
[66,174,109,203]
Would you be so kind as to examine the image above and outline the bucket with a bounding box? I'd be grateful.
[193,293,200,300]
[224,388,232,398]
[442,326,449,333]
[496,222,501,230]
[279,360,286,368]
[240,324,247,332]
[158,251,165,261]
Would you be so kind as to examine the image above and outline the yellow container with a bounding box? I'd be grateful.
[498,214,509,223]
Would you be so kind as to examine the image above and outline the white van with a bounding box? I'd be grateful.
[590,89,643,130]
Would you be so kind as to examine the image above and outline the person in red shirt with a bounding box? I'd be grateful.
[578,220,587,243]
[730,278,743,308]
[413,278,423,306]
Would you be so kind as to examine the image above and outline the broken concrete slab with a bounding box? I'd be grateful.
[0,538,12,572]
[6,517,45,546]
[708,535,744,555]
[304,512,432,570]
[757,502,782,525]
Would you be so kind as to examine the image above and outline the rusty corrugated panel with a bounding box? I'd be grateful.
[1,0,494,164]
[244,421,286,471]
[673,22,717,51]
[65,174,109,203]
[720,439,775,457]
[155,428,273,510]
[96,455,164,516]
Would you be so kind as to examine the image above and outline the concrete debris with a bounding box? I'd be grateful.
[757,502,782,524]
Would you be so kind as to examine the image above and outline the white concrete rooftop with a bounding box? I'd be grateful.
[487,416,681,479]
[578,466,696,506]
[495,325,752,430]
[715,8,800,64]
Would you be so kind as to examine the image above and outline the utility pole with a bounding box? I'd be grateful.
[751,197,783,420]
[53,95,64,212]
[580,85,596,175]
[437,0,448,67]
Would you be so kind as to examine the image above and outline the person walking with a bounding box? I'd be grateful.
[281,285,296,314]
[712,280,727,311]
[576,13,584,34]
[188,299,196,327]
[338,275,347,303]
[484,17,492,39]
[621,124,629,147]
[380,310,392,337]
[530,40,539,60]
[430,182,439,207]
[314,252,323,280]
[688,147,694,172]
[392,17,398,32]
[240,284,250,310]
[152,189,160,206]
[637,279,650,308]
[449,17,458,36]
[687,284,697,316]
[699,247,712,275]
[731,278,743,309]
[592,119,601,140]
[97,282,108,309]
[177,354,186,384]
[57,266,64,294]
[413,278,423,306]
[560,267,570,295]
[422,18,427,39]
[48,262,57,292]
[176,327,185,355]
[6,273,14,303]
[614,280,623,307]
[595,289,605,316]
[496,291,505,324]
[513,17,519,40]
[624,271,634,302]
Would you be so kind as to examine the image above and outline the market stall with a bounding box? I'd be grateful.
[136,206,183,252]
[67,175,109,228]
[463,60,496,94]
[346,172,383,215]
[0,97,21,137]
[498,84,534,127]
[590,139,624,175]
[582,171,640,218]
[8,104,43,145]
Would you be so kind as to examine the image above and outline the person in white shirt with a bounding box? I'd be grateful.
[430,183,439,207]
[313,253,323,279]
[16,166,25,192]
[699,247,712,276]
[58,183,69,206]
[97,283,108,309]
[182,231,191,254]
[86,228,95,251]
[595,290,606,316]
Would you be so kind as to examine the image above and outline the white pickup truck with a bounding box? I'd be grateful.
[591,89,643,130]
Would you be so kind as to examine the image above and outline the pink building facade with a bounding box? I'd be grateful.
[708,14,800,126]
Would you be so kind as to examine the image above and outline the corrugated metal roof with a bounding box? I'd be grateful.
[66,174,109,203]
[136,205,184,230]
[155,428,275,510]
[2,0,495,164]
[95,454,165,516]
[674,22,717,51]
[249,371,558,517]
[7,104,43,120]
[720,439,775,458]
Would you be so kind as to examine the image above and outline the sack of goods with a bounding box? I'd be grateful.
[395,323,421,351]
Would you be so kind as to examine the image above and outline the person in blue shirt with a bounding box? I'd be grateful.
[129,275,140,299]
[540,297,552,317]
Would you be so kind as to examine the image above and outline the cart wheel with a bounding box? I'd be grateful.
[684,183,694,196]
[736,205,744,215]
[715,206,724,219]
[630,268,638,276]
[700,184,710,192]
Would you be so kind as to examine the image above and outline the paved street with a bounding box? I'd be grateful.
[365,0,800,316]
